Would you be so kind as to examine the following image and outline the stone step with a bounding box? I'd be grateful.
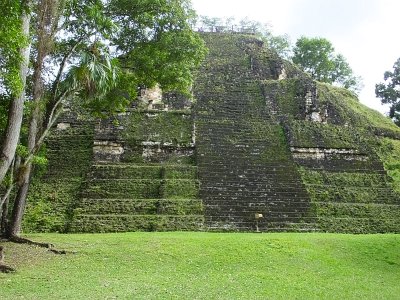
[88,164,197,180]
[297,160,385,173]
[315,216,400,233]
[301,171,392,188]
[82,179,199,199]
[69,214,204,233]
[205,213,313,222]
[202,201,311,209]
[75,198,203,215]
[306,186,400,204]
[312,202,400,218]
[205,220,319,232]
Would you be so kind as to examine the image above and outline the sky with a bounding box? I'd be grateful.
[191,0,400,115]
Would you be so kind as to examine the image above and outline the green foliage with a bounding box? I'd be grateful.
[163,165,197,179]
[49,0,206,118]
[1,233,400,299]
[23,179,84,232]
[122,111,193,147]
[264,33,292,59]
[161,179,199,199]
[109,0,207,96]
[301,170,388,188]
[317,83,400,138]
[51,0,119,110]
[0,0,27,96]
[376,138,400,193]
[375,57,400,125]
[22,199,59,233]
[293,37,335,81]
[199,15,224,31]
[332,54,362,91]
[0,95,11,132]
[287,120,368,149]
[63,0,117,40]
[292,37,361,92]
[63,48,123,117]
[16,144,48,166]
[300,165,400,232]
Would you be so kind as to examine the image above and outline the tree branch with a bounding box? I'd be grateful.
[0,159,15,208]
[22,93,65,166]
[51,38,83,100]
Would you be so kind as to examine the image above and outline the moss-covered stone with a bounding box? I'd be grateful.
[376,137,400,193]
[25,32,400,234]
[121,111,193,147]
[69,214,204,233]
[23,120,94,233]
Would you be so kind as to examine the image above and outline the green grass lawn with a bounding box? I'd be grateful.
[0,232,399,299]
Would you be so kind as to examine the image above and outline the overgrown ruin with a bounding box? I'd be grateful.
[24,33,400,233]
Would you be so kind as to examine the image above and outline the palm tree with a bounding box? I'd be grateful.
[5,46,120,238]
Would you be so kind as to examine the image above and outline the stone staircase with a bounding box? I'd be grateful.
[69,163,203,232]
[297,161,400,233]
[67,106,204,233]
[194,33,315,231]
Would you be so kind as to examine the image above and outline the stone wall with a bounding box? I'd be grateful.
[68,106,203,232]
[23,111,94,232]
[24,103,203,232]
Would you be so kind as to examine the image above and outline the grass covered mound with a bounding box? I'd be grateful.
[1,232,399,299]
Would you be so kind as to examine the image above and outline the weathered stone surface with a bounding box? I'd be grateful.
[24,32,400,233]
[67,105,202,232]
[194,33,314,232]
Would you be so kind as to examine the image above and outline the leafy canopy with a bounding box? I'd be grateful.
[292,37,361,92]
[109,0,207,97]
[375,58,400,125]
[0,0,28,96]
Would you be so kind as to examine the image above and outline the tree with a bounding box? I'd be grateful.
[292,37,361,92]
[238,18,292,58]
[0,0,206,238]
[375,58,400,125]
[262,32,292,60]
[197,16,291,58]
[3,0,120,238]
[0,0,32,184]
[110,0,206,95]
[199,16,222,32]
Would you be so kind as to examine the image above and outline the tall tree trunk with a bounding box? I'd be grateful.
[7,165,31,237]
[0,158,16,235]
[1,196,10,235]
[0,6,31,184]
[7,82,41,237]
[7,0,62,236]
